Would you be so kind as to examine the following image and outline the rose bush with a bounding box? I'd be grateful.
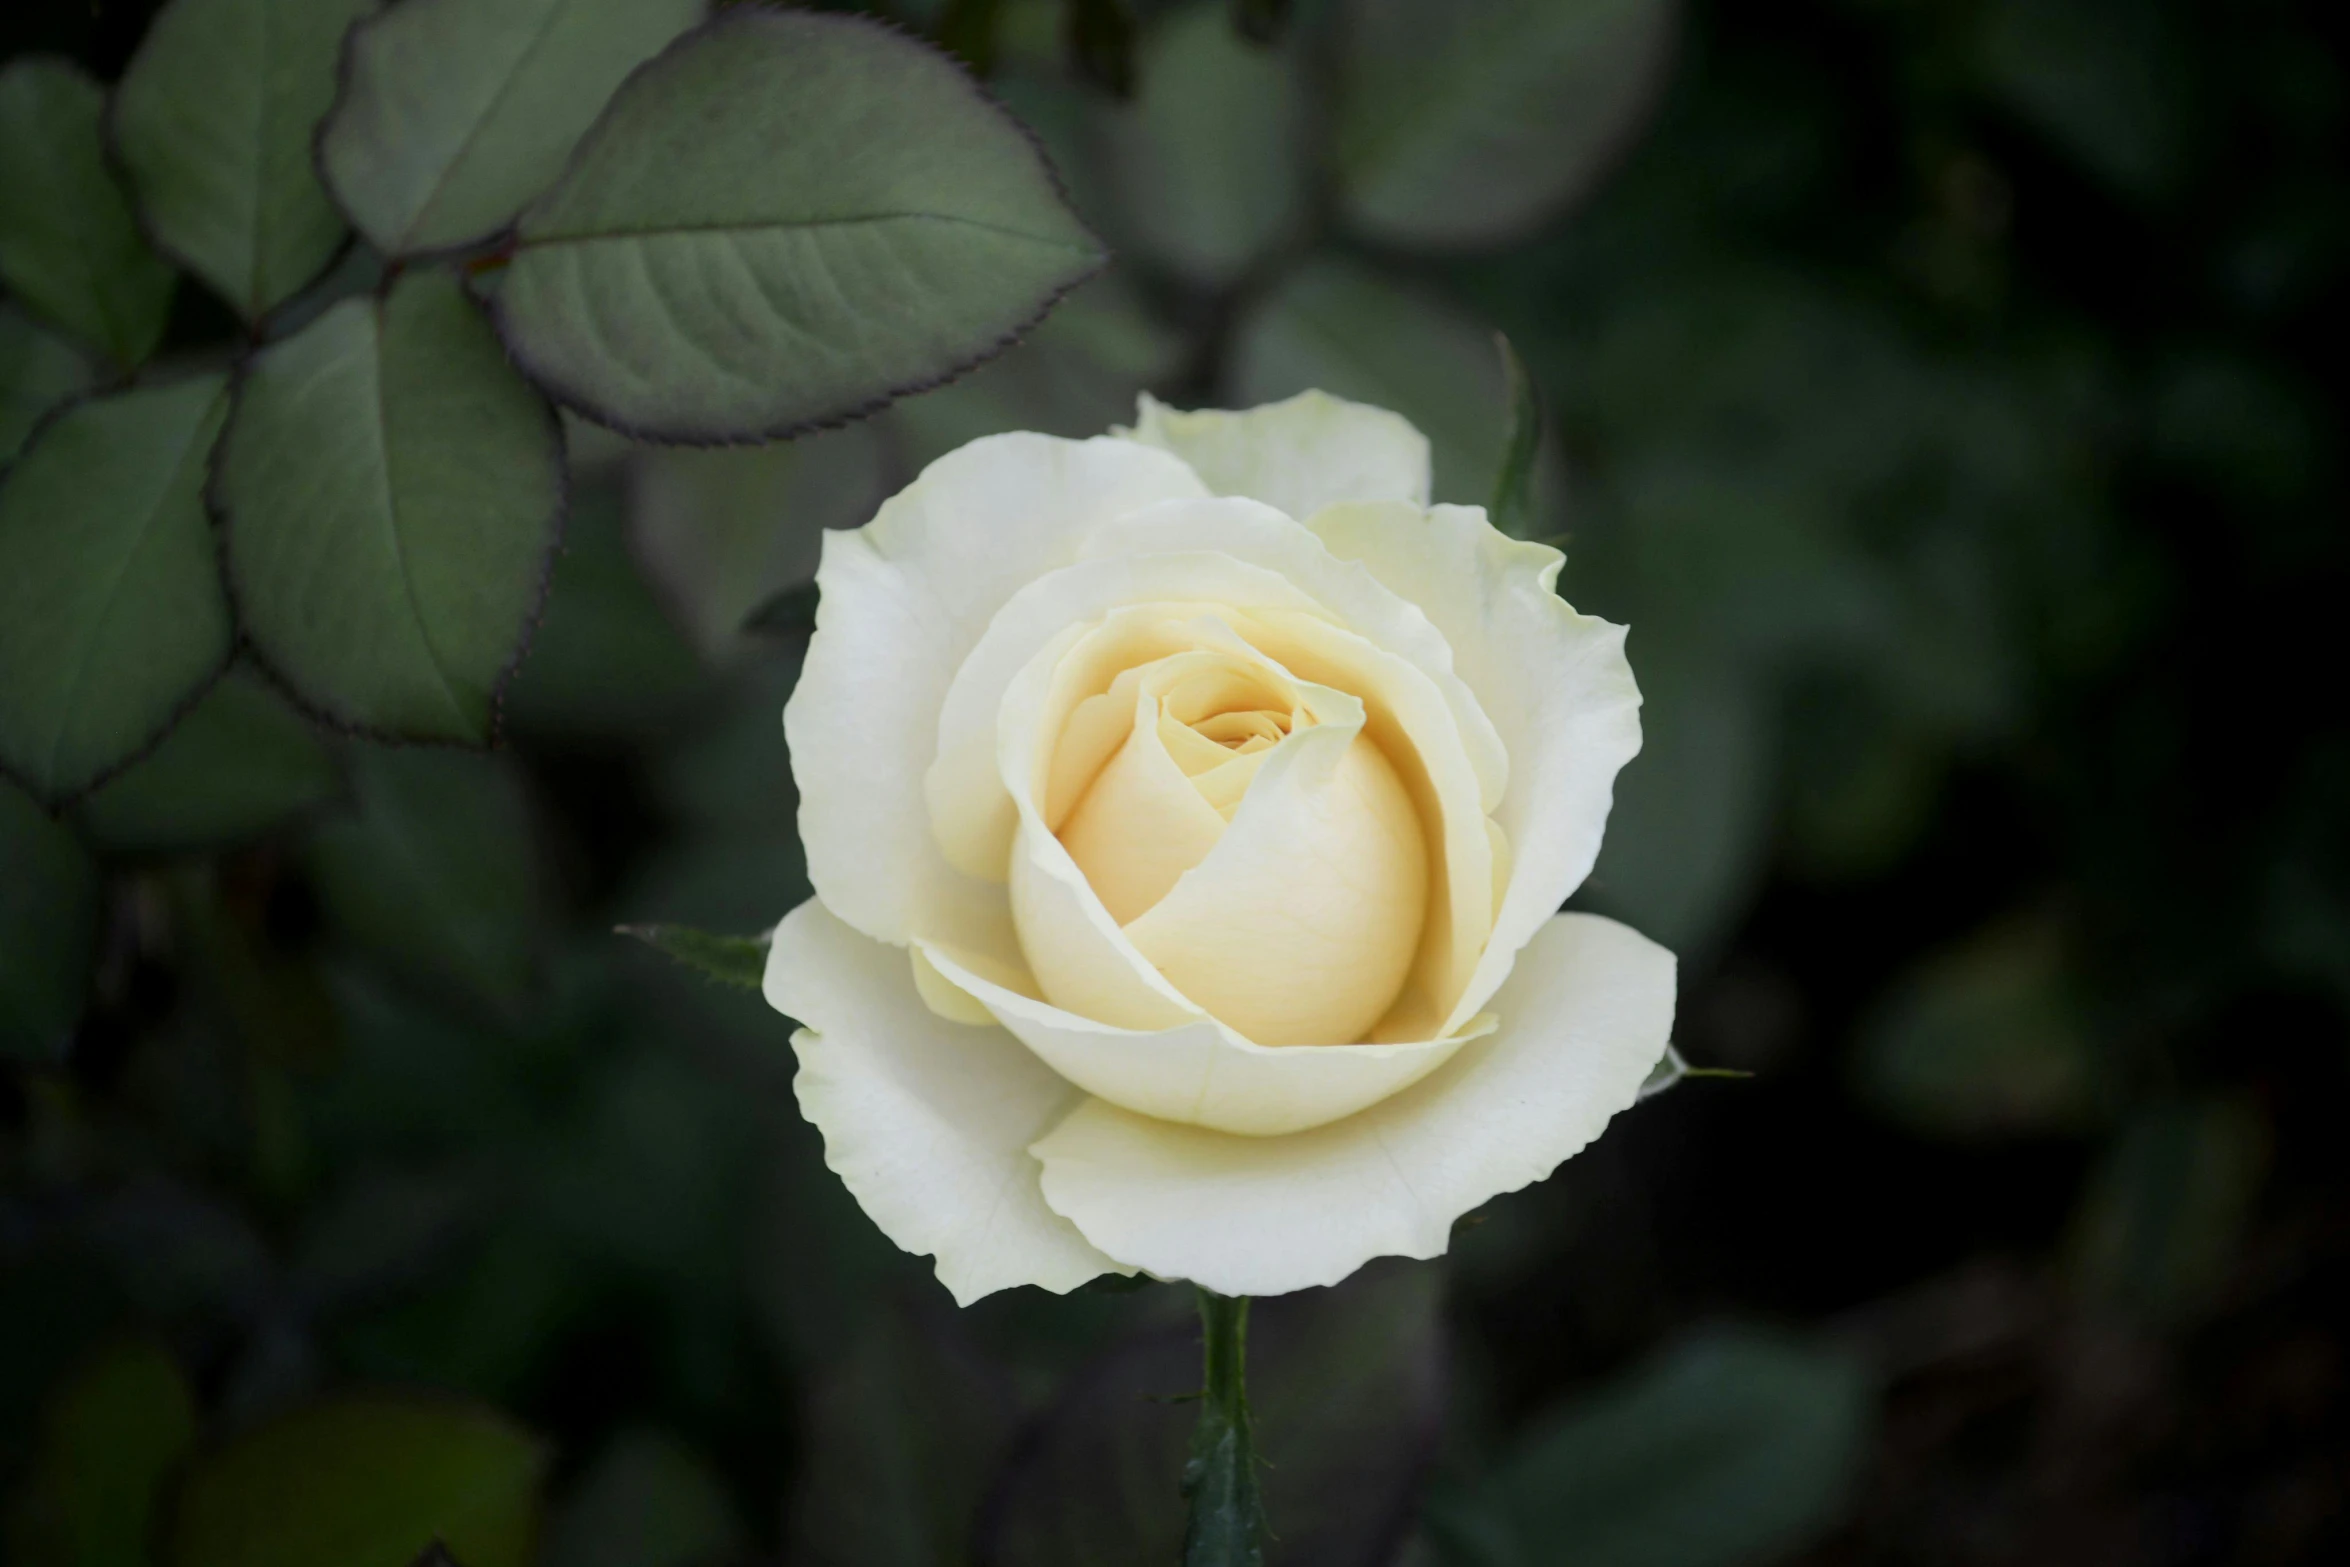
[762,390,1676,1300]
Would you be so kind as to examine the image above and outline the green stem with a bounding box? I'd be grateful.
[1182,1289,1266,1567]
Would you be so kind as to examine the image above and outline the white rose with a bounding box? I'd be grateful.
[763,390,1674,1301]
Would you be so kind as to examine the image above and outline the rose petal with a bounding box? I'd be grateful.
[1309,502,1642,1028]
[787,434,1205,951]
[1029,912,1675,1294]
[925,548,1324,884]
[1117,390,1430,518]
[1054,677,1232,923]
[764,898,1128,1304]
[1077,499,1506,806]
[1123,697,1430,1047]
[919,943,1488,1138]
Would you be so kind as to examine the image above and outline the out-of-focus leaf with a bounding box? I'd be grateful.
[1097,1,1305,285]
[1227,257,1513,508]
[1066,0,1139,97]
[499,481,703,736]
[304,747,540,1016]
[628,422,885,660]
[740,581,819,639]
[529,1022,762,1285]
[1970,0,2192,204]
[1576,646,1770,960]
[787,1299,1015,1567]
[891,268,1184,467]
[0,779,98,1063]
[645,657,803,838]
[0,303,95,463]
[2069,1098,2268,1325]
[1332,0,1678,252]
[983,1260,1443,1566]
[78,667,338,854]
[1779,685,1944,880]
[1231,0,1292,46]
[620,837,807,942]
[1436,1327,1869,1567]
[0,374,232,802]
[1855,912,2110,1141]
[490,8,1104,442]
[541,1429,742,1567]
[2149,352,2320,507]
[1488,333,1542,538]
[616,924,767,990]
[936,0,1007,75]
[0,1251,130,1480]
[319,0,706,257]
[111,0,371,318]
[6,1340,197,1567]
[215,269,564,745]
[294,1166,486,1314]
[0,59,176,365]
[165,1395,545,1567]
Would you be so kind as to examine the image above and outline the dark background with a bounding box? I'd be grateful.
[4,1,2346,1564]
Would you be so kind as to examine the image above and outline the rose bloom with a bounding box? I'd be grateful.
[762,391,1674,1301]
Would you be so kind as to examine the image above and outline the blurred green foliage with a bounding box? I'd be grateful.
[5,0,2348,1564]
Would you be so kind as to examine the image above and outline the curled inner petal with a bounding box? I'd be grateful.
[1017,607,1441,1046]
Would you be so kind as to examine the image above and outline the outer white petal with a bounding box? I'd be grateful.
[763,898,1127,1304]
[919,943,1486,1138]
[1117,391,1431,518]
[1309,502,1643,1027]
[786,434,1206,950]
[1029,912,1675,1295]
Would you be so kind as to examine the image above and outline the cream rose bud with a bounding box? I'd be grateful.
[766,390,1675,1303]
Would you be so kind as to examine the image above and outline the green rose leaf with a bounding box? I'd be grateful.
[540,1430,743,1567]
[165,1394,545,1567]
[318,0,707,258]
[9,1340,198,1566]
[215,269,564,744]
[1332,0,1679,252]
[1434,1327,1871,1567]
[78,665,339,855]
[0,374,232,803]
[110,0,375,320]
[0,302,97,463]
[0,59,177,365]
[490,6,1105,442]
[0,778,101,1064]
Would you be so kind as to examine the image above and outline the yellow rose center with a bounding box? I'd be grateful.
[1028,610,1431,1046]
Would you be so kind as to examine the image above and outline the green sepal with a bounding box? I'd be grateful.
[1489,332,1543,539]
[616,923,770,991]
